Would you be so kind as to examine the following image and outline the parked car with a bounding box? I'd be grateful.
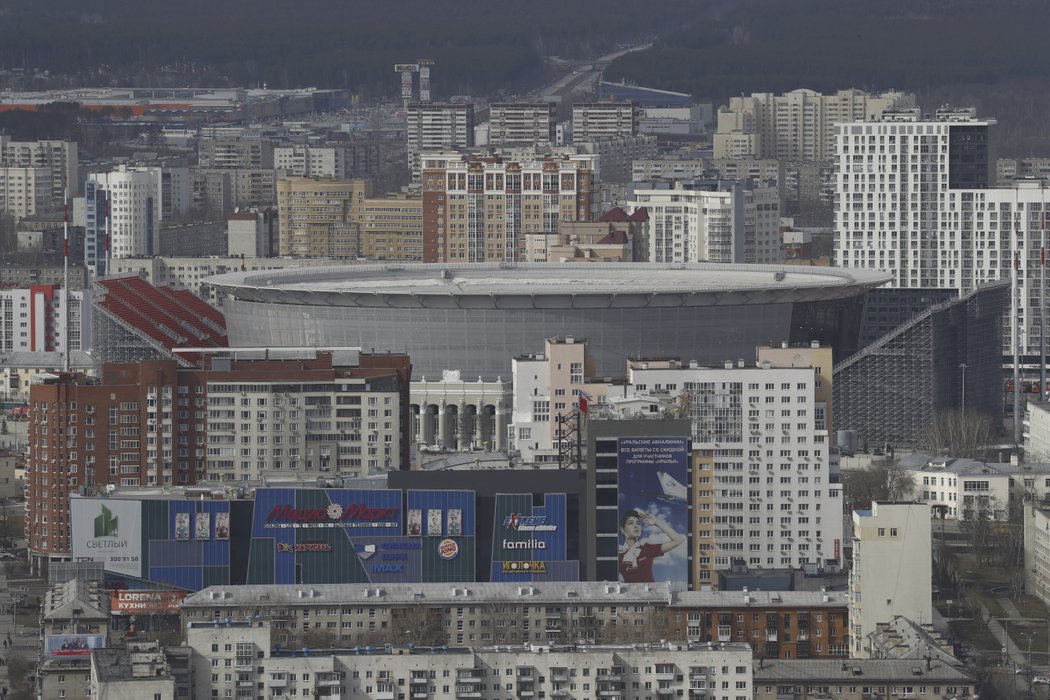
[1032,676,1050,685]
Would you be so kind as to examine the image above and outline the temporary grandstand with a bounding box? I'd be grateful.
[92,276,227,367]
[833,280,1008,450]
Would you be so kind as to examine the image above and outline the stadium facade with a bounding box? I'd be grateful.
[208,263,891,380]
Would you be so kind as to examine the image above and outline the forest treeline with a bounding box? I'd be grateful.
[604,0,1050,99]
[0,0,700,96]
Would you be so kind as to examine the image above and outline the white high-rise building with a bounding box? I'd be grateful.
[0,286,90,353]
[630,180,782,264]
[406,103,474,181]
[835,108,1050,359]
[849,501,932,657]
[627,355,842,574]
[85,165,161,276]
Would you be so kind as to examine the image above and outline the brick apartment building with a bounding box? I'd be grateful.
[25,350,411,574]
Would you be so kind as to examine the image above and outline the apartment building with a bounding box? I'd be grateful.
[90,641,188,700]
[406,102,475,180]
[185,617,752,700]
[181,582,846,661]
[227,208,278,258]
[849,502,932,657]
[675,589,850,659]
[0,285,90,353]
[572,102,638,140]
[275,144,347,178]
[510,337,615,463]
[0,165,50,220]
[629,179,782,264]
[714,88,914,160]
[356,193,424,260]
[1024,504,1050,607]
[488,103,556,148]
[276,176,372,257]
[84,165,161,276]
[198,138,275,169]
[421,154,594,263]
[754,658,974,700]
[204,349,410,480]
[834,108,1050,362]
[191,168,278,215]
[627,354,842,578]
[24,350,411,572]
[0,135,78,205]
[996,156,1050,185]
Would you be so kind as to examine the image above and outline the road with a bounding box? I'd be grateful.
[527,43,653,120]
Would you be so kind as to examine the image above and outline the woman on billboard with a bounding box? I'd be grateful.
[617,508,685,583]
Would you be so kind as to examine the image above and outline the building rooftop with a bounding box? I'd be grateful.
[675,589,847,608]
[206,262,891,307]
[898,453,1050,477]
[754,658,972,683]
[43,578,108,622]
[184,581,676,608]
[91,641,173,683]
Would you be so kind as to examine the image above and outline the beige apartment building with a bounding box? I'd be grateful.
[277,176,371,257]
[421,154,594,263]
[714,88,914,160]
[356,193,424,260]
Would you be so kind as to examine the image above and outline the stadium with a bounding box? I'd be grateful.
[207,263,891,379]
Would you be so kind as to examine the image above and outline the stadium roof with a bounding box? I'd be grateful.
[207,263,891,309]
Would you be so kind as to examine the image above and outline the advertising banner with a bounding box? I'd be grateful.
[616,437,689,584]
[111,590,187,614]
[71,498,143,578]
[489,493,579,582]
[45,634,105,657]
[195,512,211,540]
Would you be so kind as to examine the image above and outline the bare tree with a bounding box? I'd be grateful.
[389,605,447,647]
[844,463,917,509]
[922,409,997,461]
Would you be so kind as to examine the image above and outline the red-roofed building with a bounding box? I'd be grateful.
[93,276,227,367]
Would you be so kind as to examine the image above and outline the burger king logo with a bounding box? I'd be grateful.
[438,538,459,560]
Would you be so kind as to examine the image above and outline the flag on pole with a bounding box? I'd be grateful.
[578,389,590,416]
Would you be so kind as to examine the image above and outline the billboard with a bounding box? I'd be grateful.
[616,437,689,584]
[489,493,579,582]
[111,589,186,614]
[248,488,475,585]
[45,634,105,657]
[71,499,143,578]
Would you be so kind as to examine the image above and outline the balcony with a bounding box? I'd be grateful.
[766,629,779,642]
[412,693,430,700]
[411,675,429,685]
[268,676,288,688]
[657,687,678,696]
[455,689,482,699]
[236,681,254,688]
[377,689,396,700]
[550,672,569,683]
[597,673,622,682]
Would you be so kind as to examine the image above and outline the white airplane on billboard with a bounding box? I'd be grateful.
[656,471,687,504]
